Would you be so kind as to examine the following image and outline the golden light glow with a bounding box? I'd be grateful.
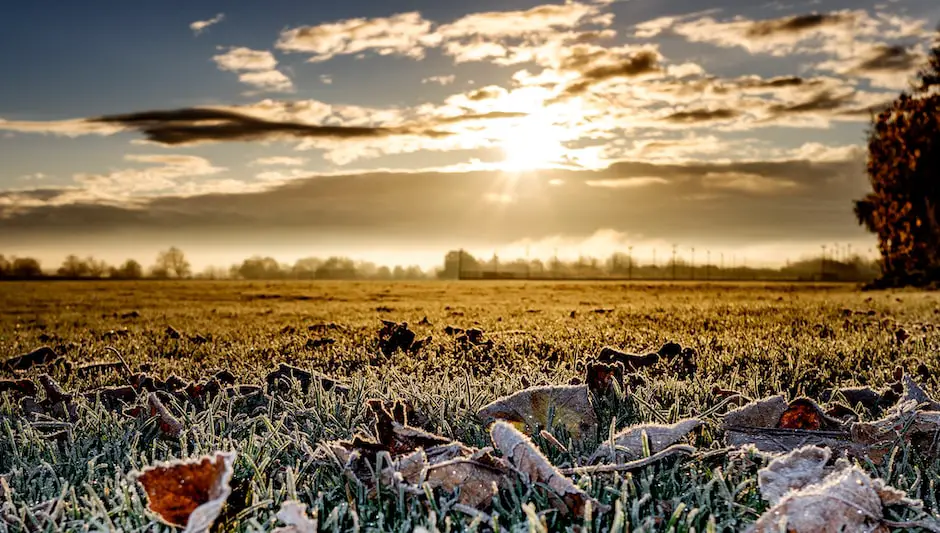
[498,115,567,172]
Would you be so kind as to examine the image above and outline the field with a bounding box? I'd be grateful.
[2,281,940,532]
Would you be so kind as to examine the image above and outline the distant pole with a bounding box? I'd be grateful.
[628,245,634,280]
[672,244,677,280]
[690,247,695,280]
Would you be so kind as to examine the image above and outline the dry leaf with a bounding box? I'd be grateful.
[148,393,184,437]
[490,421,604,517]
[425,456,510,508]
[0,379,37,397]
[777,398,824,430]
[378,321,416,356]
[723,395,789,429]
[273,500,317,533]
[135,451,236,533]
[593,418,702,462]
[901,374,940,410]
[749,465,916,533]
[369,399,451,455]
[757,446,833,505]
[598,347,659,370]
[477,385,598,439]
[1,347,61,372]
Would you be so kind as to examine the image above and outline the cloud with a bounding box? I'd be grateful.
[703,172,799,194]
[556,48,662,97]
[0,157,868,249]
[585,176,668,188]
[818,43,924,89]
[276,12,436,62]
[423,75,456,85]
[87,107,451,146]
[436,2,602,39]
[190,13,225,35]
[252,156,307,167]
[213,47,293,93]
[661,108,741,124]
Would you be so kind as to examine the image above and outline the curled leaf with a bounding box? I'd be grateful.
[1,346,61,372]
[477,385,598,439]
[135,451,236,533]
[147,393,184,437]
[490,421,604,517]
[901,374,940,410]
[425,456,510,509]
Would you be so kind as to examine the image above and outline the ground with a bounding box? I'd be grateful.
[1,281,939,532]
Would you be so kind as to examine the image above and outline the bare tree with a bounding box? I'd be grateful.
[151,247,191,279]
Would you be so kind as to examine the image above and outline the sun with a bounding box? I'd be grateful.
[499,118,567,172]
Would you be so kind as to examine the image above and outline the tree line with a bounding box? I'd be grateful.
[0,246,878,282]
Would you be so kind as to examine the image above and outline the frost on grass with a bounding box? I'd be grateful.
[134,451,236,533]
[592,418,702,462]
[751,451,920,533]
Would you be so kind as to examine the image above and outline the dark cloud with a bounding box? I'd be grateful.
[555,50,661,99]
[662,108,740,123]
[744,13,853,38]
[767,90,857,115]
[0,156,869,248]
[88,107,453,146]
[852,44,921,73]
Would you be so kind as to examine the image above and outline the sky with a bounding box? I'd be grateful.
[0,0,938,270]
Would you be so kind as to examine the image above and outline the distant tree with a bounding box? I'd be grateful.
[110,259,143,280]
[440,250,480,279]
[854,34,940,287]
[315,257,357,279]
[86,257,109,278]
[58,255,89,278]
[236,256,283,279]
[291,258,323,280]
[11,257,43,279]
[0,254,13,278]
[152,247,191,279]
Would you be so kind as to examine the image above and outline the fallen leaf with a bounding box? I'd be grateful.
[135,451,236,533]
[901,374,940,410]
[749,465,916,533]
[273,500,317,533]
[598,347,659,370]
[778,398,823,430]
[477,384,598,439]
[592,418,702,462]
[165,326,182,340]
[425,456,510,508]
[368,399,451,455]
[1,347,61,372]
[586,362,623,398]
[757,446,833,505]
[0,379,37,397]
[723,395,789,429]
[378,321,416,356]
[147,393,184,437]
[490,421,604,517]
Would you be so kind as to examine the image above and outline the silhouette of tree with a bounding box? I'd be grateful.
[11,257,42,279]
[110,259,143,280]
[0,254,13,278]
[58,255,89,278]
[152,247,191,279]
[855,34,940,287]
[235,256,284,279]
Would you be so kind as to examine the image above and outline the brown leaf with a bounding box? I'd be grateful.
[477,385,598,439]
[425,456,510,508]
[490,421,604,517]
[723,395,789,429]
[778,398,823,430]
[148,393,183,437]
[593,418,702,462]
[901,374,940,410]
[368,399,451,455]
[0,379,37,397]
[1,347,61,372]
[135,451,236,533]
[586,362,623,398]
[598,347,659,370]
[749,465,915,533]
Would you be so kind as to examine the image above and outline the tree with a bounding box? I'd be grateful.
[110,259,143,280]
[855,35,940,287]
[11,257,42,279]
[58,255,89,278]
[0,255,10,278]
[152,247,191,279]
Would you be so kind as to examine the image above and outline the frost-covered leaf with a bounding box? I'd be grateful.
[722,395,789,429]
[147,393,183,437]
[757,446,833,505]
[901,374,940,410]
[478,385,597,439]
[273,500,317,533]
[135,451,236,533]
[490,421,604,517]
[593,418,702,462]
[425,455,510,508]
[1,347,61,372]
[749,465,917,533]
